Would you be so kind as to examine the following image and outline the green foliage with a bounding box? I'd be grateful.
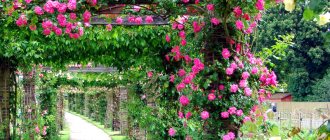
[307,69,330,101]
[257,3,330,101]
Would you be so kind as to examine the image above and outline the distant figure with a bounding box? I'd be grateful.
[272,103,277,112]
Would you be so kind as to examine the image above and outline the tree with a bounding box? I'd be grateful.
[257,3,330,101]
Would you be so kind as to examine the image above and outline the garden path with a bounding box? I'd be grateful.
[65,112,111,140]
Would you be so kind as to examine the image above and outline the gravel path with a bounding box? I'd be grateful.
[65,112,111,140]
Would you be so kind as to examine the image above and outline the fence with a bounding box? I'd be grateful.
[268,102,330,129]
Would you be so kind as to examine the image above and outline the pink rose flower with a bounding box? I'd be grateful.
[181,39,187,46]
[184,55,192,63]
[69,13,77,20]
[211,17,220,25]
[16,14,27,27]
[206,4,214,11]
[243,13,250,21]
[58,3,67,13]
[228,107,237,115]
[236,109,243,116]
[222,135,230,140]
[242,71,250,79]
[135,17,143,24]
[222,48,231,59]
[226,68,234,75]
[83,10,91,23]
[178,69,186,77]
[168,128,176,136]
[116,17,123,24]
[243,116,251,123]
[106,24,112,31]
[178,111,184,119]
[251,67,258,74]
[145,16,153,23]
[235,20,244,30]
[34,6,44,15]
[35,126,40,133]
[228,132,235,139]
[192,21,202,33]
[221,111,229,118]
[218,84,225,90]
[208,93,216,101]
[147,71,153,78]
[179,95,190,106]
[230,84,238,93]
[29,24,37,31]
[239,80,247,88]
[177,24,184,30]
[178,31,186,39]
[233,6,242,18]
[200,111,209,120]
[165,35,171,42]
[182,0,189,3]
[43,28,51,36]
[170,74,175,83]
[244,87,252,96]
[185,112,192,119]
[183,74,194,84]
[256,0,264,11]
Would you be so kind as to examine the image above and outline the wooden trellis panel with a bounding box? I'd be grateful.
[105,89,114,128]
[119,86,128,134]
[0,64,10,140]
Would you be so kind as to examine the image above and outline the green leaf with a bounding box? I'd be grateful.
[303,8,314,20]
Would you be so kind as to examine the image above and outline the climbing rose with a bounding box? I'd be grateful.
[83,10,91,23]
[242,72,250,79]
[55,28,62,36]
[178,111,184,119]
[230,62,237,69]
[236,109,243,116]
[57,14,67,27]
[184,55,192,63]
[200,111,209,120]
[16,15,27,27]
[70,13,77,20]
[251,67,258,74]
[181,39,187,46]
[222,48,231,59]
[25,0,32,3]
[239,80,247,88]
[226,68,234,75]
[211,18,220,25]
[243,116,251,123]
[243,13,250,21]
[185,112,192,119]
[228,132,236,139]
[58,3,67,13]
[233,6,242,18]
[145,16,153,23]
[178,31,186,39]
[147,71,153,78]
[135,17,143,24]
[170,74,175,83]
[179,95,190,106]
[230,84,238,93]
[244,87,252,96]
[42,126,47,136]
[43,28,51,35]
[35,126,40,133]
[29,24,37,31]
[228,107,237,115]
[255,0,264,11]
[219,84,225,90]
[221,111,229,118]
[178,69,186,77]
[182,0,189,3]
[116,17,123,24]
[192,21,202,33]
[177,83,186,92]
[67,0,77,11]
[168,128,176,136]
[106,24,112,31]
[43,1,54,13]
[222,134,230,140]
[166,35,171,42]
[206,4,214,11]
[235,20,244,30]
[183,74,194,84]
[133,5,141,12]
[208,93,216,101]
[34,6,44,15]
[177,24,184,30]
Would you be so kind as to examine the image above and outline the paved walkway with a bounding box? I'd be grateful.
[65,112,111,140]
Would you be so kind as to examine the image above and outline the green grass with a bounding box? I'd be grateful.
[68,111,128,140]
[59,122,70,140]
